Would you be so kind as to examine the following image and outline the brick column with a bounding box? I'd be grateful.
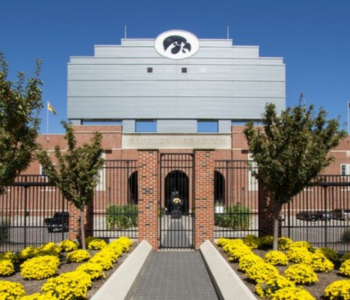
[138,150,159,250]
[194,150,214,249]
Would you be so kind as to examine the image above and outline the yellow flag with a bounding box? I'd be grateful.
[47,102,57,115]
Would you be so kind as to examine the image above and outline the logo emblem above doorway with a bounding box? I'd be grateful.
[155,30,200,60]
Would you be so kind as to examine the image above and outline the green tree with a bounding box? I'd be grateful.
[244,103,347,250]
[37,121,104,249]
[0,53,42,194]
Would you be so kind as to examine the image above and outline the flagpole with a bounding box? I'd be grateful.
[46,101,49,142]
[348,100,349,141]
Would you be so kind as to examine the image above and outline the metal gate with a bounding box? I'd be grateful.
[159,153,195,249]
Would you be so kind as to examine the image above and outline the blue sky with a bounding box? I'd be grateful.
[1,0,349,134]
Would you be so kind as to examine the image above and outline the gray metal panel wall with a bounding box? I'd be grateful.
[68,38,285,122]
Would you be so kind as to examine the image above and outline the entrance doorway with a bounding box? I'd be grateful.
[159,153,194,249]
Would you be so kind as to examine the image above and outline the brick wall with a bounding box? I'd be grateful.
[138,150,159,250]
[194,150,215,249]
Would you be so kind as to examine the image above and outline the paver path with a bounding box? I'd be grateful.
[128,251,219,300]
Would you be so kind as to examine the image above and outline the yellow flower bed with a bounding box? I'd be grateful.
[87,238,107,250]
[340,260,350,277]
[311,252,334,273]
[0,259,15,276]
[277,237,293,250]
[270,286,315,300]
[41,270,92,300]
[284,264,318,285]
[0,281,25,299]
[58,239,78,252]
[255,275,295,299]
[245,262,279,283]
[239,253,264,272]
[264,250,289,266]
[20,255,60,280]
[76,262,105,280]
[66,249,90,263]
[324,280,350,300]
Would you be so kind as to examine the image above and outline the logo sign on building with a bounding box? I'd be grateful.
[155,30,200,60]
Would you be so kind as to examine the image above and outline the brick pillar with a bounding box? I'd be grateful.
[138,150,159,250]
[194,150,214,249]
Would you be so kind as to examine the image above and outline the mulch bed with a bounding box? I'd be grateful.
[215,245,347,299]
[2,242,138,299]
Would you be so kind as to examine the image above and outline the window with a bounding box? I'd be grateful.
[181,67,187,73]
[95,153,106,191]
[197,120,218,133]
[248,153,258,191]
[341,164,350,176]
[147,67,153,73]
[135,120,157,132]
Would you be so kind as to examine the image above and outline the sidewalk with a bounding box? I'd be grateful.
[128,251,219,300]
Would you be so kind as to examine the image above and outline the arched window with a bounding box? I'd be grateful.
[164,170,189,213]
[128,171,138,205]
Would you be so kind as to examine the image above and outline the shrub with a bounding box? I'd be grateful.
[265,251,289,266]
[76,262,105,280]
[284,264,318,285]
[0,260,14,276]
[21,293,59,300]
[116,236,133,251]
[239,253,264,272]
[228,246,252,262]
[217,238,231,247]
[222,239,245,254]
[270,286,315,300]
[0,281,25,299]
[106,204,138,229]
[66,249,90,263]
[311,252,334,273]
[324,280,350,300]
[0,251,16,262]
[89,252,114,270]
[278,237,293,250]
[58,239,78,252]
[88,238,107,250]
[40,242,61,255]
[318,247,339,263]
[243,235,260,249]
[214,204,251,230]
[259,235,274,249]
[340,259,350,277]
[245,262,279,283]
[0,216,11,244]
[341,252,350,263]
[289,241,314,252]
[341,229,350,242]
[255,275,295,299]
[85,236,96,248]
[41,270,92,300]
[18,246,39,260]
[105,242,124,257]
[286,247,312,264]
[21,255,59,280]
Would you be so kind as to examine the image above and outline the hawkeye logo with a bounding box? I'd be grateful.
[155,30,199,60]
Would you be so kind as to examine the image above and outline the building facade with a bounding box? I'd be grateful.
[20,30,350,250]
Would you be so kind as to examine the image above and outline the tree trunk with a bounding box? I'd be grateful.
[273,201,282,250]
[80,210,86,250]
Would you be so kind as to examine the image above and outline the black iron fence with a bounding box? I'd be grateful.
[0,175,69,252]
[214,160,259,239]
[92,160,138,240]
[214,160,350,252]
[281,175,350,252]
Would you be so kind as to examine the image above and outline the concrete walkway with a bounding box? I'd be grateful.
[127,251,219,300]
